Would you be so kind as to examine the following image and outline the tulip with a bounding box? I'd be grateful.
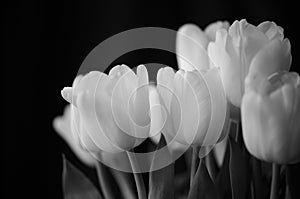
[175,22,230,158]
[176,21,229,71]
[208,19,292,107]
[156,67,229,148]
[53,105,96,166]
[242,71,300,164]
[61,64,159,153]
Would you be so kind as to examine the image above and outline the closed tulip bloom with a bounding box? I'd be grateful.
[61,64,155,153]
[53,105,96,166]
[242,71,300,164]
[157,67,228,147]
[176,21,229,71]
[175,21,230,148]
[208,19,292,107]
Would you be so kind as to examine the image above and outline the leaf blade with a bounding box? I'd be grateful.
[63,156,103,199]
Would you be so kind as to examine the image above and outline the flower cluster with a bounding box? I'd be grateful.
[54,19,300,199]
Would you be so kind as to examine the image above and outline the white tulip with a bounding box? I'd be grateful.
[61,65,155,153]
[242,71,300,164]
[175,21,230,151]
[208,19,292,107]
[157,67,228,148]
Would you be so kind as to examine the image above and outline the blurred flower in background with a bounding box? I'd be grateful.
[53,105,96,167]
[208,19,291,107]
[242,71,300,164]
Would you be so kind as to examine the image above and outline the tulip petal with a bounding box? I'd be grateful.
[176,24,210,71]
[149,86,166,138]
[109,65,140,137]
[70,105,99,153]
[258,21,284,41]
[246,39,292,90]
[208,29,242,107]
[77,90,123,153]
[63,157,103,199]
[53,105,96,166]
[183,71,211,145]
[201,68,229,146]
[133,65,150,128]
[157,67,175,112]
[204,21,230,41]
[234,20,269,77]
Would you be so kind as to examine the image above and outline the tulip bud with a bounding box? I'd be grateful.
[242,71,300,164]
[208,19,291,107]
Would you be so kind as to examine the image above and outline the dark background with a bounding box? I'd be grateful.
[3,0,299,198]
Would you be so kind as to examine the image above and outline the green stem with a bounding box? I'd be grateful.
[270,163,280,199]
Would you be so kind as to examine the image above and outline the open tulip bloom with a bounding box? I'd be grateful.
[53,20,300,199]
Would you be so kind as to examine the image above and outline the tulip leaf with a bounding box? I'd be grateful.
[110,169,137,199]
[214,139,232,199]
[229,137,251,199]
[206,147,220,182]
[187,160,218,199]
[96,159,121,199]
[127,150,147,199]
[174,172,190,198]
[250,157,270,199]
[286,163,300,199]
[149,134,174,199]
[190,146,200,186]
[62,156,103,199]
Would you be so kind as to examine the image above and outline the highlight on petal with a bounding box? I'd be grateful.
[61,87,73,104]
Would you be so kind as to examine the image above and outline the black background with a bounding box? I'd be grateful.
[3,0,299,198]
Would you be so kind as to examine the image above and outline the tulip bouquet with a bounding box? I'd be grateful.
[53,20,300,199]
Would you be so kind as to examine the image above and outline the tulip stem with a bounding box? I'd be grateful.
[95,162,117,199]
[270,163,280,199]
[126,151,147,199]
[190,146,200,187]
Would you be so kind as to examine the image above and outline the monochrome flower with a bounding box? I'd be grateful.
[61,65,155,153]
[157,67,228,147]
[242,71,300,164]
[176,21,229,71]
[208,20,291,107]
